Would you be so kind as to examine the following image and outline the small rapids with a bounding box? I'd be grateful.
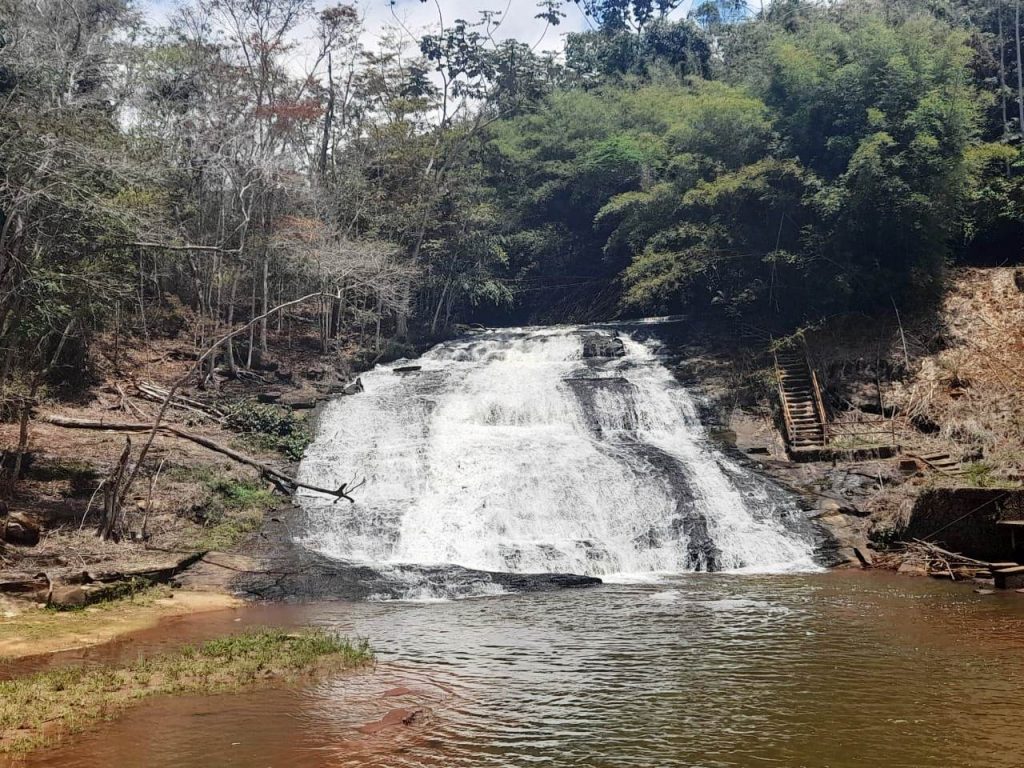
[296,324,818,588]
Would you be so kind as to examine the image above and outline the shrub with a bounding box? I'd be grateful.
[223,400,312,460]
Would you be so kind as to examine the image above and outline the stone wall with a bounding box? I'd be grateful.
[903,489,1024,562]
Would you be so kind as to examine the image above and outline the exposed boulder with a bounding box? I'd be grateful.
[327,377,363,396]
[581,333,625,359]
[1,513,40,547]
[279,391,318,409]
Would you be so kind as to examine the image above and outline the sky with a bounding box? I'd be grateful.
[145,0,704,69]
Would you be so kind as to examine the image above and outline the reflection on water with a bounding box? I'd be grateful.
[16,572,1024,768]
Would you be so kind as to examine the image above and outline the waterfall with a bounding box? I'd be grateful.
[296,324,818,580]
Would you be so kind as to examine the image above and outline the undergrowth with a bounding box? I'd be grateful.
[224,400,312,460]
[194,477,276,551]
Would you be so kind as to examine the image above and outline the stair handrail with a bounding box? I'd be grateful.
[809,366,829,446]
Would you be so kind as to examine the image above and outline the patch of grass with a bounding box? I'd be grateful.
[0,628,371,754]
[208,478,276,510]
[191,478,276,551]
[193,508,265,551]
[163,464,222,485]
[963,461,994,488]
[24,458,96,484]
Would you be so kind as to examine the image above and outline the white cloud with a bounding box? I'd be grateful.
[143,0,703,77]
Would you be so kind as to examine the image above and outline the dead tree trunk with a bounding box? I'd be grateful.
[42,414,359,502]
[98,438,132,541]
[3,396,33,498]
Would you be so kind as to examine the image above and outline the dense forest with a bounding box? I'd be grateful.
[1,0,1022,394]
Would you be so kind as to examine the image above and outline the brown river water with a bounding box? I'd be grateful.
[9,571,1024,768]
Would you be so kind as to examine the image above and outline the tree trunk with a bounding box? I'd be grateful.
[259,256,269,355]
[43,414,354,501]
[1016,0,1024,136]
[318,50,334,178]
[999,5,1012,176]
[225,271,240,377]
[98,438,132,541]
[4,397,32,498]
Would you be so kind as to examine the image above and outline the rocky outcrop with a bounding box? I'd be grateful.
[229,548,601,601]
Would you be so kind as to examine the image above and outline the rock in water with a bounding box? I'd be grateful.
[581,333,626,359]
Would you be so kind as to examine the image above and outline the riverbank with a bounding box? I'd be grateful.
[0,628,372,755]
[0,587,241,660]
[674,267,1024,571]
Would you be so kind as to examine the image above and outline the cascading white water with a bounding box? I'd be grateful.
[297,324,818,578]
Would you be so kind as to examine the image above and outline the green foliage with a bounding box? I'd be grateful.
[963,461,994,488]
[224,400,312,461]
[194,477,276,551]
[476,0,1000,329]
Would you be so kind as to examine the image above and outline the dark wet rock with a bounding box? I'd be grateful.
[360,707,428,734]
[257,391,282,404]
[910,413,941,434]
[841,382,898,417]
[220,532,602,602]
[581,333,625,359]
[327,377,363,395]
[394,365,422,374]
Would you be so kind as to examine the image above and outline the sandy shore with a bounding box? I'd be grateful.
[0,589,242,660]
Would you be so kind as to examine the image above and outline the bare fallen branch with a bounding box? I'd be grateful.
[40,414,358,503]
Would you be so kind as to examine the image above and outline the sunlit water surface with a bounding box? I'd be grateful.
[18,572,1024,768]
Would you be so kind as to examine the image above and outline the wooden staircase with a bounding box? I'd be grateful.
[773,348,829,455]
[908,451,968,479]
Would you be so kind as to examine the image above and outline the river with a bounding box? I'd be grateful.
[22,572,1024,768]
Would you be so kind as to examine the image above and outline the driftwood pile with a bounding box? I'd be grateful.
[873,539,997,581]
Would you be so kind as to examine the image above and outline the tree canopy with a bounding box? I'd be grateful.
[1,0,1022,393]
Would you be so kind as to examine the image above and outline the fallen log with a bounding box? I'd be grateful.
[134,381,225,423]
[40,414,357,503]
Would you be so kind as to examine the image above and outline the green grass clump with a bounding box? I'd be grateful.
[963,461,994,487]
[192,477,276,551]
[0,629,371,754]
